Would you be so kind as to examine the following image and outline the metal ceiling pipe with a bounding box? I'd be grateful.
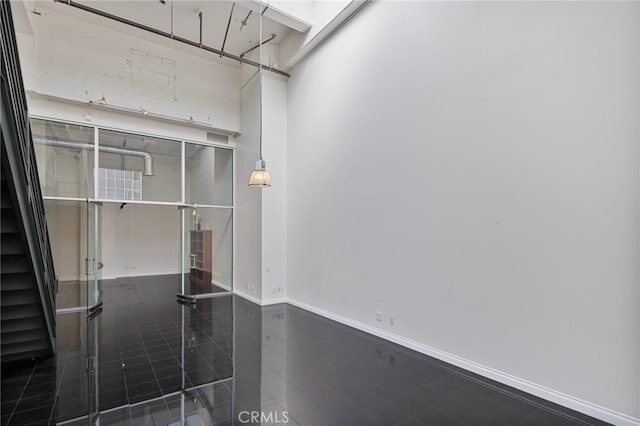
[53,0,291,78]
[240,34,277,58]
[33,137,154,176]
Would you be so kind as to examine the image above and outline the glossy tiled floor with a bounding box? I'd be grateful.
[56,274,229,310]
[1,276,609,425]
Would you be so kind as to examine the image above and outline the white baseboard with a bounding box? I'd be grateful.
[262,297,287,306]
[285,297,639,426]
[232,290,286,306]
[233,289,262,306]
[212,280,232,292]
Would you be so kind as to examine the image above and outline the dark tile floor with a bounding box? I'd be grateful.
[56,274,228,310]
[1,276,610,425]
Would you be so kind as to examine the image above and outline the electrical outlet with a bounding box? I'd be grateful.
[266,266,271,272]
[277,286,284,293]
[376,312,383,322]
[389,315,395,325]
[272,287,277,294]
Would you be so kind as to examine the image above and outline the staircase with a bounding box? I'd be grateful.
[1,158,51,360]
[1,0,56,362]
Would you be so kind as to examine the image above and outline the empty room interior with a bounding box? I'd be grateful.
[0,1,639,425]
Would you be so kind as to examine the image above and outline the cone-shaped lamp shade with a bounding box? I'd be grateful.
[249,159,271,187]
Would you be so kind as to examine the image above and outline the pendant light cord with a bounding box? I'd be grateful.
[258,1,264,161]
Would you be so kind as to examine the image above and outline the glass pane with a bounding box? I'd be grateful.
[31,118,95,198]
[183,207,232,296]
[52,313,93,422]
[185,143,233,206]
[98,129,181,203]
[44,199,88,310]
[86,314,100,425]
[100,202,180,282]
[181,206,197,295]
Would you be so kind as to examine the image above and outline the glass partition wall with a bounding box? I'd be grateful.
[40,198,103,315]
[180,143,234,300]
[33,118,234,313]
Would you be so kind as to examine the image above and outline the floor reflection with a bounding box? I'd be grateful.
[1,276,605,425]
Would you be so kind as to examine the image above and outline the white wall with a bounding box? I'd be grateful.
[235,71,263,301]
[102,203,179,279]
[45,201,180,281]
[287,1,640,422]
[234,66,288,304]
[278,0,357,69]
[16,3,241,133]
[44,200,82,282]
[27,97,227,148]
[262,74,288,303]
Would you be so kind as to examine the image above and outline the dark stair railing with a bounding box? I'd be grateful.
[1,0,56,361]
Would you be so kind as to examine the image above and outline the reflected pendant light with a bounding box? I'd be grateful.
[249,1,271,188]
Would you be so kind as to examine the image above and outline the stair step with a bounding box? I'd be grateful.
[1,339,49,357]
[0,272,33,291]
[0,254,29,273]
[0,303,40,321]
[1,328,46,345]
[1,233,24,255]
[1,188,13,209]
[1,317,42,333]
[0,211,19,233]
[1,289,37,307]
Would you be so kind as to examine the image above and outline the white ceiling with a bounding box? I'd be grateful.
[29,0,292,61]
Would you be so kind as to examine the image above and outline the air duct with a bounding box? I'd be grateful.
[33,137,154,176]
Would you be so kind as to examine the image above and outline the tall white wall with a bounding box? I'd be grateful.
[235,72,263,301]
[262,74,288,303]
[287,1,640,422]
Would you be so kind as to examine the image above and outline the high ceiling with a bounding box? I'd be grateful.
[26,0,296,63]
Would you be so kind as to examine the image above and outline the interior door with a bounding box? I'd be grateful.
[86,201,103,313]
[86,201,102,424]
[86,312,100,425]
[177,206,197,303]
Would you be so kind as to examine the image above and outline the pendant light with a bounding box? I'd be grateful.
[248,1,271,188]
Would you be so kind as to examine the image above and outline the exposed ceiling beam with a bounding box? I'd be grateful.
[53,0,291,78]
